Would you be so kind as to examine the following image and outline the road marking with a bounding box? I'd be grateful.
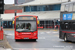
[6,48,11,50]
[40,32,44,34]
[46,32,51,33]
[53,32,59,33]
[38,37,45,39]
[13,48,73,50]
[54,35,59,37]
[7,34,14,36]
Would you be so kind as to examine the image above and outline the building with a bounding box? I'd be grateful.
[4,4,23,13]
[1,0,74,28]
[1,4,23,28]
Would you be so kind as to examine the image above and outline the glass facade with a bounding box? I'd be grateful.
[3,21,13,28]
[38,20,60,29]
[1,20,60,29]
[24,4,61,12]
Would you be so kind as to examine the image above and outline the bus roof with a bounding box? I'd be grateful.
[62,1,75,5]
[15,15,38,17]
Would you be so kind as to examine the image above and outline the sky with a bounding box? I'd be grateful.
[4,0,14,4]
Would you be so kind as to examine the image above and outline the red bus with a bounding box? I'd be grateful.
[14,15,38,41]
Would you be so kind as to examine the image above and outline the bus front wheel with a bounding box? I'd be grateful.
[33,39,36,41]
[15,39,18,42]
[64,34,68,42]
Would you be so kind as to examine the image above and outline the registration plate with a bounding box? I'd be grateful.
[24,38,29,39]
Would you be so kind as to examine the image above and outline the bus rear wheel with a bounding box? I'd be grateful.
[64,34,68,42]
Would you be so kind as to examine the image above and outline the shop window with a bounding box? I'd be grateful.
[24,6,31,12]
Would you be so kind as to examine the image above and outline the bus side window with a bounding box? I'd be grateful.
[73,3,75,11]
[72,22,75,30]
[64,22,69,30]
[69,22,72,30]
[60,22,64,30]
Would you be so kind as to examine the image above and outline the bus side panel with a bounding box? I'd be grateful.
[59,30,65,39]
[62,31,75,41]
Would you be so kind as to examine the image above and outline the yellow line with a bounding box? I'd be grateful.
[68,42,72,44]
[54,35,59,37]
[53,30,58,31]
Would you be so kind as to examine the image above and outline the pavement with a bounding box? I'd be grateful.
[0,34,12,50]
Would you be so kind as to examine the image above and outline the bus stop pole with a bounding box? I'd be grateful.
[13,11,17,28]
[54,21,55,30]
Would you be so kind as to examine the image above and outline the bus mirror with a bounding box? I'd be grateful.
[37,20,39,24]
[12,21,14,24]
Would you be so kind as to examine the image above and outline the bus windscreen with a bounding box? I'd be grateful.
[16,20,37,32]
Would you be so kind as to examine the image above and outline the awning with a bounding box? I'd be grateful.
[1,13,15,20]
[1,11,60,20]
[17,11,60,20]
[17,0,68,6]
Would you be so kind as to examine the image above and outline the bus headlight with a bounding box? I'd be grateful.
[34,33,36,35]
[16,32,19,35]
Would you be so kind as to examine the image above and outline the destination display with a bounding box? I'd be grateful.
[16,16,36,20]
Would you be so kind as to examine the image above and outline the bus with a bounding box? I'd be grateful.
[59,1,75,42]
[14,15,38,41]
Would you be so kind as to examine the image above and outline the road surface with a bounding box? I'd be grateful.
[4,29,75,50]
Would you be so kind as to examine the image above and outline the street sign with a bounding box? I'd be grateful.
[0,0,4,14]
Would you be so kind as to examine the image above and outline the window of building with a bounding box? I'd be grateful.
[24,6,31,12]
[31,6,37,11]
[24,4,61,12]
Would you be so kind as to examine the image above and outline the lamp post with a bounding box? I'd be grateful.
[15,10,17,16]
